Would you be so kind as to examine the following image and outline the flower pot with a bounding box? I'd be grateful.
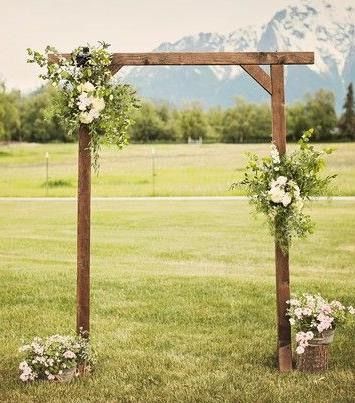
[76,362,92,377]
[309,329,335,346]
[55,367,76,382]
[297,344,329,372]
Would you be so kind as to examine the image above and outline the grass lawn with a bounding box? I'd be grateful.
[0,142,355,197]
[0,200,354,402]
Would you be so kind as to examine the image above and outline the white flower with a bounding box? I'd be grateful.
[79,112,94,124]
[22,365,32,375]
[47,374,55,380]
[270,144,280,164]
[289,318,295,325]
[88,108,100,120]
[331,300,345,310]
[296,345,305,354]
[20,373,29,382]
[288,298,300,306]
[77,82,95,93]
[281,193,292,207]
[348,306,355,315]
[90,96,105,112]
[320,304,332,314]
[19,361,29,371]
[302,308,312,316]
[276,176,288,186]
[63,350,76,359]
[33,345,44,355]
[294,308,303,319]
[77,93,92,111]
[269,186,285,204]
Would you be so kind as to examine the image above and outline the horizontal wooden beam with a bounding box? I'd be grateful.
[240,65,272,95]
[49,52,314,69]
[110,52,314,66]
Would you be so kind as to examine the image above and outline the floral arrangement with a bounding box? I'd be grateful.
[233,129,335,251]
[287,294,354,354]
[18,334,96,382]
[27,41,139,170]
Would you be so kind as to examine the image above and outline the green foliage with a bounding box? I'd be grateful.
[27,42,139,170]
[287,90,337,141]
[42,179,72,188]
[221,99,271,143]
[234,129,336,251]
[177,104,212,141]
[1,76,353,145]
[338,83,355,140]
[130,102,180,142]
[20,86,69,143]
[0,83,21,142]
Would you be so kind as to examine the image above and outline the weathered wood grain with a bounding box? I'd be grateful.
[77,125,91,337]
[240,65,272,95]
[49,52,314,68]
[271,64,292,372]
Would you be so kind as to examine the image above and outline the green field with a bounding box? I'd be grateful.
[0,200,354,402]
[1,142,355,197]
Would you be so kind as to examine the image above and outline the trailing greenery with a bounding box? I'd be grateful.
[26,42,139,170]
[233,129,336,251]
[337,83,355,140]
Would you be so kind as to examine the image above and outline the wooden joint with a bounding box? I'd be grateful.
[110,64,124,75]
[240,65,272,95]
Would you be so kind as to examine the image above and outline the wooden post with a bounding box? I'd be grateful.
[271,64,292,371]
[77,125,91,336]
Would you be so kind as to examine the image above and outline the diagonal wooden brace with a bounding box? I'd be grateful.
[240,65,272,95]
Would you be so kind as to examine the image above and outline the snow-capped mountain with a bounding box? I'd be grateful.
[121,0,354,110]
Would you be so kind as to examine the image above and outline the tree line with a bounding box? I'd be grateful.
[0,82,354,143]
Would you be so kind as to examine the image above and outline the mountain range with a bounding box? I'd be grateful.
[121,0,354,111]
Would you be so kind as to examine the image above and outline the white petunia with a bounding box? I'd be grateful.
[296,345,305,354]
[63,350,76,359]
[19,361,29,371]
[20,373,29,382]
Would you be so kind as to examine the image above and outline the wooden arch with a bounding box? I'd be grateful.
[50,51,314,372]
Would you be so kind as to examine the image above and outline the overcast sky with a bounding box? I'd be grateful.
[0,0,293,92]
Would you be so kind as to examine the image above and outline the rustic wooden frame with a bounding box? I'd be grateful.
[49,51,314,372]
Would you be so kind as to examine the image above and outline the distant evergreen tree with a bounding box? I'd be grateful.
[338,83,355,140]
